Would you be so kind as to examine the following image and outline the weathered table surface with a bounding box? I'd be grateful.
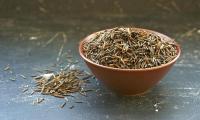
[0,0,200,120]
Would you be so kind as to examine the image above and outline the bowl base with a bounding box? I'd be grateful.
[120,89,151,96]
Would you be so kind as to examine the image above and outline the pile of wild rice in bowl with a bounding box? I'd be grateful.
[82,27,178,69]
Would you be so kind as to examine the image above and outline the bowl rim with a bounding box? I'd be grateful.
[79,27,181,72]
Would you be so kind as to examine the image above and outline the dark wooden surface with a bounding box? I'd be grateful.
[0,0,200,120]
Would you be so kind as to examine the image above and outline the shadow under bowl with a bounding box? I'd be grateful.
[79,28,181,95]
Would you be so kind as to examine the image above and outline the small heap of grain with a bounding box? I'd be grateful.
[33,69,92,98]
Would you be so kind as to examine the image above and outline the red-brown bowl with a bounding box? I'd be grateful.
[79,28,181,95]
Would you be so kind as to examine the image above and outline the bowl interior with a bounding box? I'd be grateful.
[79,27,181,71]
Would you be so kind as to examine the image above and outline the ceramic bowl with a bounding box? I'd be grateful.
[79,28,181,95]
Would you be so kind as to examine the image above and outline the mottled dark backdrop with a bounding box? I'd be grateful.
[0,1,200,120]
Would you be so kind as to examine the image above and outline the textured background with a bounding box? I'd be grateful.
[0,0,200,120]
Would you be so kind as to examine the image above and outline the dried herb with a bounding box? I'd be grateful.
[57,44,64,62]
[33,98,45,104]
[22,88,29,93]
[60,101,66,108]
[37,98,45,103]
[69,105,74,109]
[4,64,11,71]
[19,74,26,79]
[43,32,59,47]
[83,27,178,69]
[30,91,35,95]
[75,101,83,103]
[33,69,91,98]
[9,77,16,81]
